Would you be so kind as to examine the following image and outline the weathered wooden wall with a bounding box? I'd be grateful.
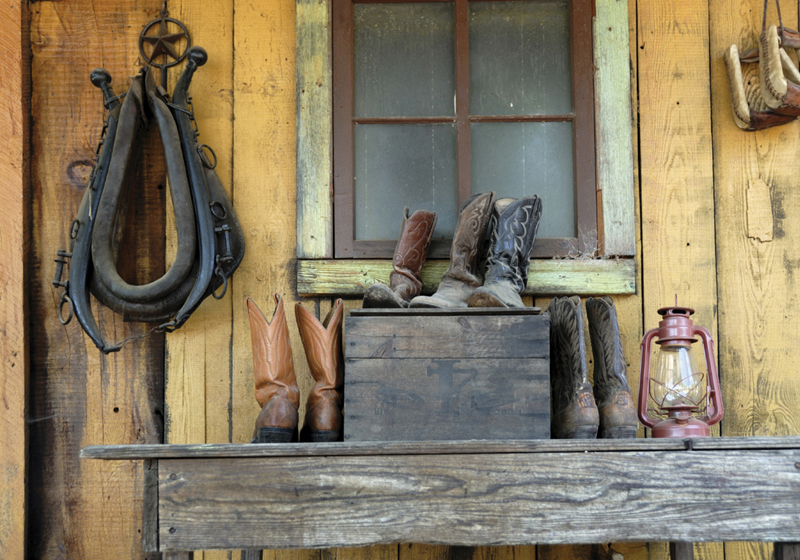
[4,0,799,558]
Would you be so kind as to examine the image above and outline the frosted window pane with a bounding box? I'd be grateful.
[471,122,575,238]
[355,3,455,118]
[470,1,571,116]
[355,124,458,240]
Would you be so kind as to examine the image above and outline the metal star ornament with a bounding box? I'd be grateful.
[138,11,191,70]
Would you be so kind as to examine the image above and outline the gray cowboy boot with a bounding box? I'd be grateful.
[468,196,542,308]
[586,296,638,438]
[409,192,496,308]
[548,296,599,439]
[363,208,437,308]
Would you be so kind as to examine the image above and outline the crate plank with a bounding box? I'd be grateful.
[156,449,800,550]
[345,314,549,359]
[344,358,549,442]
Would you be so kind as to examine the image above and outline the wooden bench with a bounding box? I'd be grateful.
[81,436,800,560]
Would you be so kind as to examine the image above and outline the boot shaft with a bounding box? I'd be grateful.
[586,296,630,400]
[246,295,300,409]
[548,296,591,396]
[389,208,438,300]
[442,192,497,287]
[483,196,543,291]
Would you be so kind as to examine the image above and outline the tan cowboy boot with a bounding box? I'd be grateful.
[724,43,796,130]
[363,208,438,308]
[760,24,800,115]
[586,297,638,439]
[409,192,496,308]
[296,299,344,442]
[469,196,542,308]
[548,296,599,439]
[246,295,300,443]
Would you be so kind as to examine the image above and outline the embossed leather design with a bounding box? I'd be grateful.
[389,208,438,301]
[247,295,300,432]
[296,299,344,433]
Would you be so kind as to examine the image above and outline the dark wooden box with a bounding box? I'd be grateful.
[344,308,550,442]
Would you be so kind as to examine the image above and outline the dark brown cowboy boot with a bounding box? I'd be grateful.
[586,297,638,438]
[409,192,496,308]
[296,299,344,442]
[246,295,300,443]
[469,196,542,308]
[363,208,437,308]
[548,296,599,439]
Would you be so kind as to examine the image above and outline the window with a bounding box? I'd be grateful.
[333,0,596,259]
[295,0,636,296]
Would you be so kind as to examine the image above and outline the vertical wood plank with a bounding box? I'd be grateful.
[0,0,29,558]
[27,1,166,558]
[708,3,800,560]
[638,1,721,560]
[231,2,319,560]
[296,0,333,259]
[595,0,636,256]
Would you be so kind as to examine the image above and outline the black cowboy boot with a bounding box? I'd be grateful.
[586,297,638,438]
[469,196,542,308]
[548,296,599,439]
[409,192,496,308]
[363,208,437,308]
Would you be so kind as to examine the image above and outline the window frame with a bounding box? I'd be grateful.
[296,0,636,296]
[333,0,596,259]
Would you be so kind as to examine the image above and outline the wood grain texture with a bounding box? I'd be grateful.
[297,259,636,296]
[775,544,800,560]
[638,2,720,560]
[345,314,549,359]
[27,1,165,558]
[143,460,159,553]
[296,0,333,259]
[594,0,636,256]
[156,449,800,550]
[344,358,549,442]
[79,435,800,459]
[0,1,29,558]
[164,0,236,471]
[708,3,800,560]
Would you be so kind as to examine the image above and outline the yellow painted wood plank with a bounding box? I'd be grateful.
[296,0,333,259]
[638,1,721,559]
[709,2,800,560]
[232,1,321,558]
[298,259,635,296]
[595,0,636,257]
[0,1,28,557]
[162,6,235,560]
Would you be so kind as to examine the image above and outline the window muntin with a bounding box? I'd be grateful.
[334,0,596,258]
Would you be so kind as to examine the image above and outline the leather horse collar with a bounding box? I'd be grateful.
[54,47,245,354]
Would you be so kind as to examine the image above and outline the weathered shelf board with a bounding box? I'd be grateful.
[81,436,800,460]
[297,259,636,296]
[151,447,800,550]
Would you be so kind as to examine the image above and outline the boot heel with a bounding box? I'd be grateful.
[301,427,340,443]
[253,427,297,444]
[600,425,637,439]
[564,425,599,439]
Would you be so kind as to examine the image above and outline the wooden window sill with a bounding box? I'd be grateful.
[296,257,635,297]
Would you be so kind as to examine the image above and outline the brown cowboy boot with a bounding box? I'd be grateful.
[296,299,344,442]
[469,196,542,308]
[548,296,599,439]
[409,192,496,308]
[363,208,438,308]
[246,295,300,443]
[586,297,638,439]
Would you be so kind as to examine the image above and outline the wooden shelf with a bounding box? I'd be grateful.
[81,436,800,555]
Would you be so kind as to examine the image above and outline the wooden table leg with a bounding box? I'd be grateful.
[670,542,693,560]
[241,550,263,560]
[164,553,194,560]
[775,543,800,560]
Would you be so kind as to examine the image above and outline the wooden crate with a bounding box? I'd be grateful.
[344,308,550,441]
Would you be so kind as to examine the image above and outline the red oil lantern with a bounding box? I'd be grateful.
[638,305,724,438]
